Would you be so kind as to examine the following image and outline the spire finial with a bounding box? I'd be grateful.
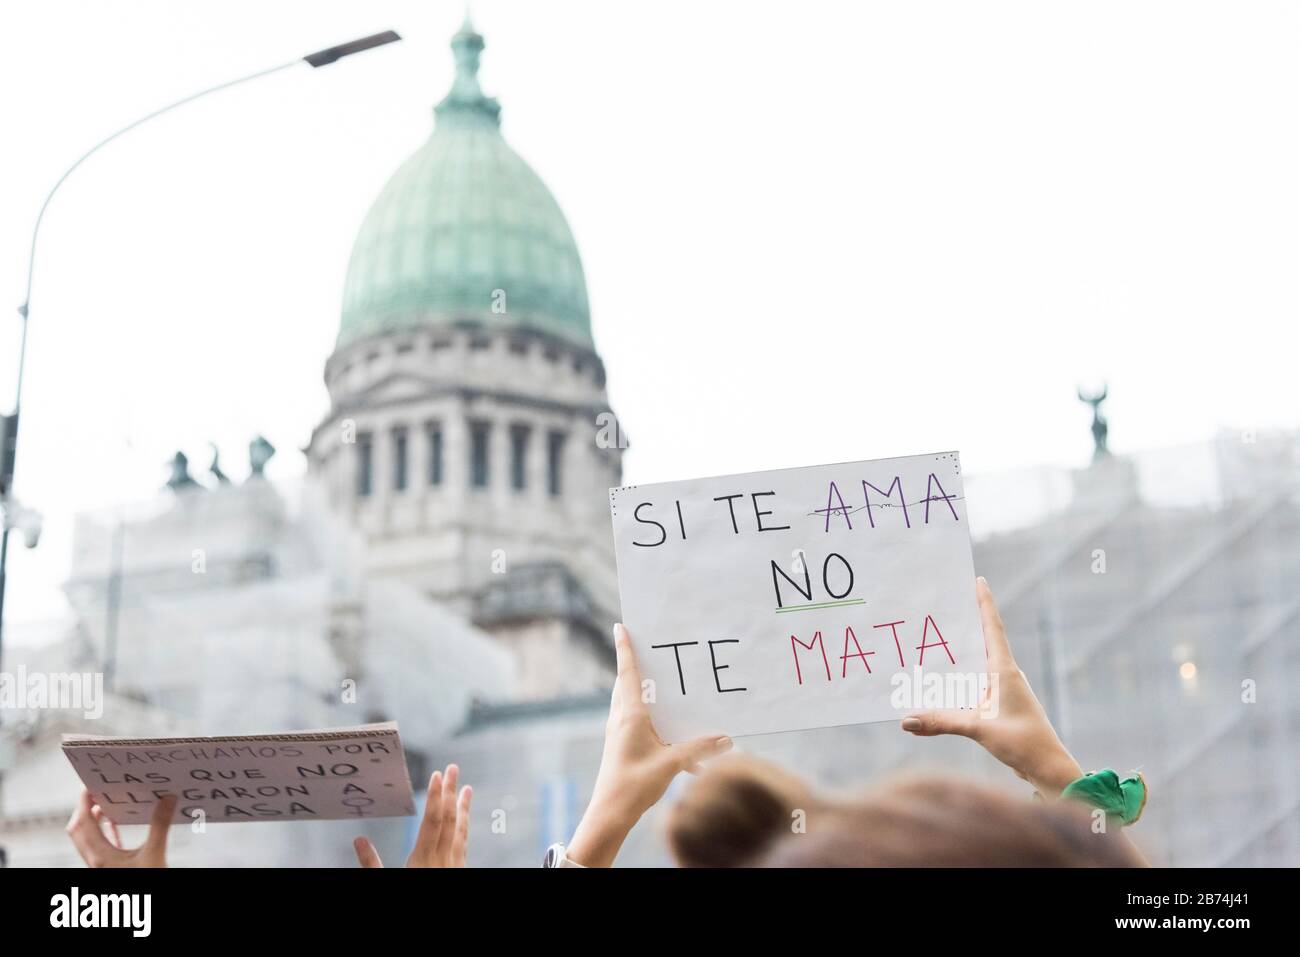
[435,12,500,127]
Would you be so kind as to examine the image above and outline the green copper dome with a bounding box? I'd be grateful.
[338,19,592,350]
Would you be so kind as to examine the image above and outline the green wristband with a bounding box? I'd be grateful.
[1060,768,1147,826]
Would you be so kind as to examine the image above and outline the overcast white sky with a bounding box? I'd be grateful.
[2,1,1297,630]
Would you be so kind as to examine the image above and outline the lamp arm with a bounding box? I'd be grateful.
[17,58,301,329]
[0,58,301,661]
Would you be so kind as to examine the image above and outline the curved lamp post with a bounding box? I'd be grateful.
[0,30,402,674]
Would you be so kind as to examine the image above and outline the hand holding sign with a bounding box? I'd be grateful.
[66,789,177,868]
[902,577,1084,795]
[566,624,733,868]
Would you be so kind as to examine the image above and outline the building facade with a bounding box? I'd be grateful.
[306,18,623,699]
[446,432,1300,867]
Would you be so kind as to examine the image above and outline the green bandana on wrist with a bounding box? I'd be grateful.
[1060,769,1147,826]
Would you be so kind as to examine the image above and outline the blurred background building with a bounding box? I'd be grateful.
[1,19,1296,867]
[445,431,1300,868]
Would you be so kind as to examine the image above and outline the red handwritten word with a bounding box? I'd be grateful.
[791,615,955,685]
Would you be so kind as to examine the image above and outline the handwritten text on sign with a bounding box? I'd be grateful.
[610,452,984,742]
[62,722,415,825]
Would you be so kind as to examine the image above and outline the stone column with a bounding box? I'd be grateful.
[527,412,549,506]
[444,398,469,512]
[370,419,391,531]
[560,420,582,518]
[491,408,512,513]
[409,417,428,530]
[333,444,347,509]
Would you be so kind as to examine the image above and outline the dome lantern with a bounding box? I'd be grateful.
[435,15,501,128]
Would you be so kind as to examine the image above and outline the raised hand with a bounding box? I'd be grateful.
[566,623,733,867]
[354,763,472,868]
[901,577,1083,795]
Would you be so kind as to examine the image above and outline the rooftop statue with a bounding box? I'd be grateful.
[165,451,200,492]
[1077,384,1111,463]
[208,443,231,485]
[249,435,276,478]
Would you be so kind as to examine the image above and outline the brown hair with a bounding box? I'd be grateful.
[665,754,819,867]
[668,756,1143,868]
[762,773,1144,867]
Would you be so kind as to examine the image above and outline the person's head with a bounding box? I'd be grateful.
[667,756,1142,867]
[665,753,817,867]
[760,773,1143,867]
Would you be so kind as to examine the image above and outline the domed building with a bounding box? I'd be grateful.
[307,18,624,699]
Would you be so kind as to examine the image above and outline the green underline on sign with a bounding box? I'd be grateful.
[774,599,866,614]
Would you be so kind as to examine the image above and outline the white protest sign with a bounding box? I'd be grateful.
[610,451,985,742]
[62,722,415,825]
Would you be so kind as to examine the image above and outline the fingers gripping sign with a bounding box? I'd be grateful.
[67,789,178,868]
[565,624,733,868]
[975,576,1017,674]
[901,578,1084,796]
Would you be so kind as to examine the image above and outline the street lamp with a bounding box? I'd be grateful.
[0,30,401,675]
